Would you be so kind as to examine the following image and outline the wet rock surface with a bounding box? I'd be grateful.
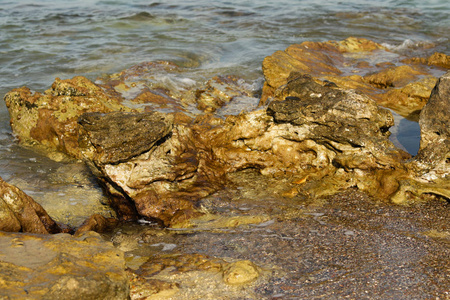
[0,230,129,300]
[3,76,130,161]
[0,177,61,234]
[261,37,449,120]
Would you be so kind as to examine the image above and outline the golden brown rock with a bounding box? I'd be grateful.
[0,177,61,234]
[74,214,118,236]
[4,76,130,160]
[0,231,128,299]
[260,37,447,120]
[222,260,260,285]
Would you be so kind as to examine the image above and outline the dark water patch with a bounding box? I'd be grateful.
[120,11,156,21]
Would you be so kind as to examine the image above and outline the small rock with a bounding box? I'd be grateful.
[222,260,259,285]
[0,177,61,234]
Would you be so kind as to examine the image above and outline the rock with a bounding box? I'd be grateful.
[78,111,210,225]
[418,71,450,152]
[74,214,118,236]
[222,260,260,285]
[3,76,130,160]
[260,37,446,120]
[403,52,450,69]
[261,37,385,104]
[375,76,437,121]
[3,39,448,225]
[78,111,173,165]
[0,177,61,234]
[0,231,128,300]
[130,253,261,298]
[364,65,425,88]
[390,71,450,204]
[128,272,179,300]
[77,74,414,224]
[196,75,258,113]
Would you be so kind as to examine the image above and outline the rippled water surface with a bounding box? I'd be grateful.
[0,0,449,219]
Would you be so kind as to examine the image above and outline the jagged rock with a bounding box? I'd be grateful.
[418,71,450,152]
[3,40,448,225]
[0,231,128,300]
[78,111,173,165]
[78,111,212,225]
[211,75,410,200]
[391,71,450,203]
[77,74,413,225]
[261,37,446,120]
[0,177,61,234]
[3,76,130,160]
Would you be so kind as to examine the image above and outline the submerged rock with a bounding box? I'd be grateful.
[97,61,258,115]
[0,231,128,300]
[222,260,260,285]
[129,252,262,299]
[0,177,61,234]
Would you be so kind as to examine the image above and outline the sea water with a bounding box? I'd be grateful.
[0,0,448,223]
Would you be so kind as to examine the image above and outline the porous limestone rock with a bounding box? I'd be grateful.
[0,231,129,300]
[3,76,130,160]
[77,75,412,225]
[3,39,449,226]
[0,177,61,234]
[391,71,450,203]
[261,37,447,120]
[77,110,213,225]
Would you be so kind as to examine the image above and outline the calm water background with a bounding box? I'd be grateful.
[0,0,448,222]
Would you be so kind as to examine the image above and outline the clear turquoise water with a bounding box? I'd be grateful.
[0,0,448,220]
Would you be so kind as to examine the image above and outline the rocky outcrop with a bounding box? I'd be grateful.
[391,71,450,203]
[3,38,449,225]
[0,231,129,300]
[261,37,449,121]
[3,76,130,161]
[76,74,413,225]
[0,177,61,234]
[418,71,450,153]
